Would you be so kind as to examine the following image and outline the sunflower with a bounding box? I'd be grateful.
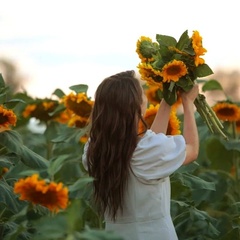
[0,105,17,128]
[137,63,163,88]
[212,102,240,122]
[160,60,188,83]
[22,101,58,121]
[136,36,157,62]
[139,104,181,135]
[44,182,69,212]
[54,109,73,124]
[22,104,37,118]
[191,31,207,67]
[143,104,158,129]
[145,85,162,105]
[63,92,93,118]
[136,31,227,139]
[42,101,55,110]
[80,134,88,144]
[138,104,157,134]
[167,109,181,135]
[68,115,89,128]
[14,174,69,213]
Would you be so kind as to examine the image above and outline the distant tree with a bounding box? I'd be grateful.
[213,69,240,101]
[0,58,27,94]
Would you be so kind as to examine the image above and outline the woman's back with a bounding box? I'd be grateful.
[83,129,186,240]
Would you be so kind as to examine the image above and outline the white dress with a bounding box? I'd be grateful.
[82,130,186,240]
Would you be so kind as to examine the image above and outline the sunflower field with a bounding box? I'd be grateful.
[0,68,240,240]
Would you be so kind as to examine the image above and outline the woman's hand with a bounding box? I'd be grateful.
[181,84,199,103]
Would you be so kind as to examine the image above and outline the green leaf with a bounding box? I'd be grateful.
[230,202,240,216]
[162,83,177,106]
[43,121,60,141]
[0,130,23,154]
[202,79,223,92]
[156,89,163,100]
[205,137,233,171]
[0,181,21,213]
[0,155,13,168]
[0,89,8,104]
[189,208,219,237]
[69,84,88,94]
[12,92,33,102]
[176,30,190,51]
[171,200,190,208]
[9,205,28,221]
[176,76,194,92]
[32,214,68,240]
[174,172,216,191]
[156,34,177,47]
[190,208,212,221]
[3,221,31,240]
[18,169,40,177]
[66,200,85,232]
[220,228,240,240]
[220,138,240,152]
[4,99,26,109]
[68,177,94,192]
[51,127,84,143]
[191,170,229,205]
[0,74,5,88]
[0,130,49,169]
[52,88,66,98]
[20,146,49,169]
[195,64,214,78]
[78,228,124,240]
[48,155,70,176]
[176,161,200,173]
[48,103,66,117]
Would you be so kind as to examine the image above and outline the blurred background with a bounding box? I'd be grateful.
[0,0,240,101]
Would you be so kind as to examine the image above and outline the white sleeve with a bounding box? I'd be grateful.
[131,130,186,181]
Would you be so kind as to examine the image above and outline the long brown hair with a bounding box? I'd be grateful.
[86,70,147,220]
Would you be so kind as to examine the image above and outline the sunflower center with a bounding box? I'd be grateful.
[218,108,236,117]
[75,119,88,128]
[67,100,92,117]
[166,65,182,76]
[0,114,8,124]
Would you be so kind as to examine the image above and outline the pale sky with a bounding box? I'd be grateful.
[0,0,239,98]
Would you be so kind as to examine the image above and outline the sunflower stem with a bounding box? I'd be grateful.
[231,122,239,180]
[194,96,215,133]
[194,94,228,140]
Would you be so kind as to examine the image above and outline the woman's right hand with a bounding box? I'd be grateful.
[181,84,199,103]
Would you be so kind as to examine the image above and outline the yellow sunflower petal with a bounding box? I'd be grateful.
[0,105,17,128]
[191,30,207,67]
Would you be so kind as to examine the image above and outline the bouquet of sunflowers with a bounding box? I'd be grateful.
[136,30,228,140]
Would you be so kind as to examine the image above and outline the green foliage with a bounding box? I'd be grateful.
[195,64,214,77]
[202,79,224,92]
[69,84,89,94]
[1,74,240,240]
